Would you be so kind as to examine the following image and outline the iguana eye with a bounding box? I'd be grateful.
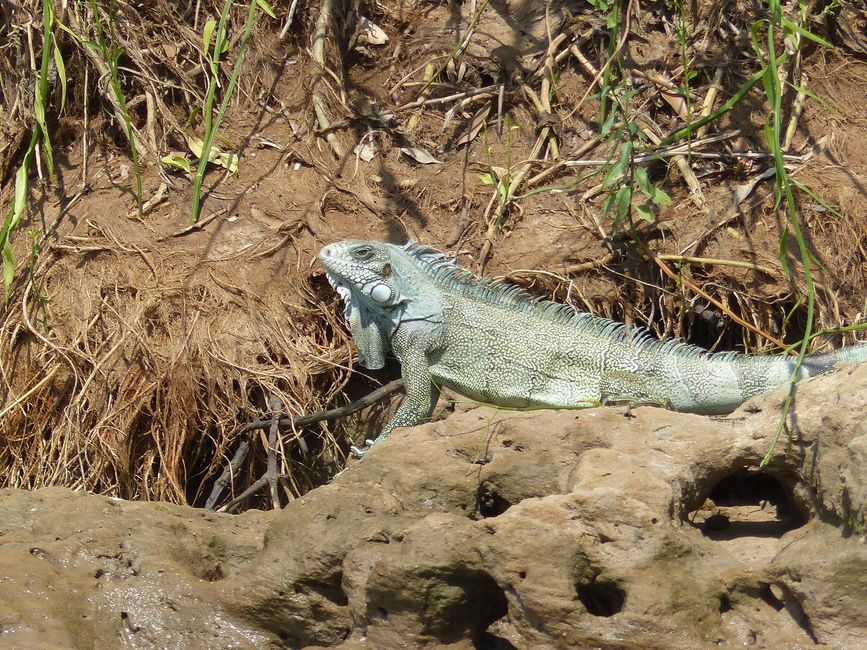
[354,247,374,260]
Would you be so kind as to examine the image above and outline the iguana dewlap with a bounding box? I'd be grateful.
[318,240,867,456]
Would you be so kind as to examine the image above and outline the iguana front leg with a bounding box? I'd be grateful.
[351,327,440,457]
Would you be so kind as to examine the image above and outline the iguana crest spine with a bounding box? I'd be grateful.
[399,242,738,362]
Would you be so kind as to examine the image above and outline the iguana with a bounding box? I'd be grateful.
[318,239,867,456]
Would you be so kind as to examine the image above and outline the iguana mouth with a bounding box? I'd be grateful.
[325,272,353,319]
[324,271,349,298]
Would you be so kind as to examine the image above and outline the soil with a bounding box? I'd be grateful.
[1,0,865,508]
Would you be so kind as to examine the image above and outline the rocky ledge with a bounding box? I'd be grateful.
[1,365,865,649]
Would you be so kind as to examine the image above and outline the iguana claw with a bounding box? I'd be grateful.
[350,445,368,458]
[349,439,378,459]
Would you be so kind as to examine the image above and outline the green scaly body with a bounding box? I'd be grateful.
[318,240,867,454]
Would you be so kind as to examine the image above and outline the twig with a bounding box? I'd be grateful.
[783,73,807,152]
[279,0,301,39]
[656,254,775,276]
[393,85,499,112]
[266,393,283,509]
[644,128,706,211]
[505,251,617,281]
[68,14,151,160]
[205,435,251,510]
[312,95,344,158]
[407,0,490,103]
[406,63,435,132]
[539,6,559,160]
[479,128,548,267]
[164,208,226,239]
[311,0,345,157]
[530,26,595,82]
[562,252,617,274]
[219,475,272,513]
[570,42,599,78]
[696,67,723,140]
[567,0,636,120]
[565,133,733,171]
[387,55,448,96]
[653,257,792,352]
[527,134,601,187]
[497,84,504,136]
[564,149,811,166]
[25,20,44,180]
[0,366,58,420]
[238,378,404,435]
[128,182,168,218]
[82,66,89,189]
[205,379,405,511]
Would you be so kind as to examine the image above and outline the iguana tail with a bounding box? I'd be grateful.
[665,342,866,415]
[797,342,867,377]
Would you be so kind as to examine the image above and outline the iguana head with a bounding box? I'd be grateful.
[318,240,432,369]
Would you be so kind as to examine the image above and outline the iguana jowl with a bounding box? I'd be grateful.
[318,239,867,455]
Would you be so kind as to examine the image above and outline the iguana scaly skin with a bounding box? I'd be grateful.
[318,239,867,455]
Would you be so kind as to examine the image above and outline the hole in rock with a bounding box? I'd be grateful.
[686,468,807,540]
[576,577,626,617]
[380,569,508,643]
[477,603,515,649]
[476,481,512,518]
[759,583,784,611]
[296,574,349,607]
[773,586,818,643]
[476,630,518,650]
[724,582,818,643]
[203,564,224,581]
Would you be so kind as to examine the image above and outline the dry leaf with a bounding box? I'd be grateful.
[646,71,689,121]
[732,168,775,208]
[354,140,378,162]
[455,104,491,146]
[357,16,388,46]
[400,147,442,164]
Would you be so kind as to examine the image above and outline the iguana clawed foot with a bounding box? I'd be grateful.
[350,438,377,459]
[333,439,376,479]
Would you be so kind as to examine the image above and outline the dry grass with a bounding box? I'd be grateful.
[0,0,356,505]
[0,248,354,502]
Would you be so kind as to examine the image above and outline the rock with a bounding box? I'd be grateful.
[0,364,865,648]
[0,490,274,648]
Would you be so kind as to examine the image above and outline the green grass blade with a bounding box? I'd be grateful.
[52,35,68,113]
[1,142,36,302]
[780,16,833,48]
[191,0,273,223]
[36,0,56,176]
[256,0,276,18]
